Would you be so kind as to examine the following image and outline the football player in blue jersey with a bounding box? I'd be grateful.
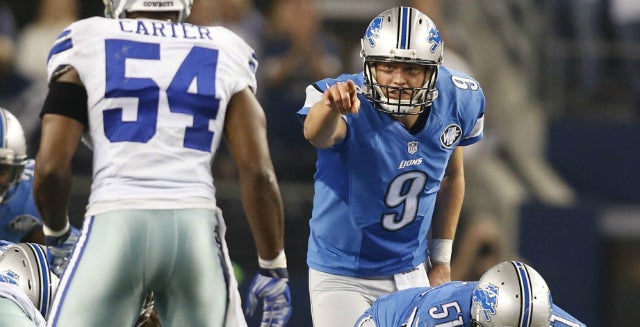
[298,6,485,326]
[33,0,289,326]
[0,108,44,244]
[354,261,587,327]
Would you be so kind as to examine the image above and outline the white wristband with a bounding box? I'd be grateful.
[43,221,70,238]
[430,239,453,264]
[258,249,287,269]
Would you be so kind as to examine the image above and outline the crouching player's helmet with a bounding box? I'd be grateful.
[103,0,194,22]
[472,261,553,327]
[0,243,60,318]
[360,6,444,115]
[0,108,27,203]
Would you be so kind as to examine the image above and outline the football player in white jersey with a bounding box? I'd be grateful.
[298,6,485,326]
[33,1,290,326]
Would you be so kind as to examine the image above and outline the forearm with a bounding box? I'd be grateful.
[33,162,72,231]
[431,171,465,241]
[239,168,285,261]
[427,172,464,285]
[303,101,344,149]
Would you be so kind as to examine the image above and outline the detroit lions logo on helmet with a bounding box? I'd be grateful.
[0,270,19,285]
[427,27,442,53]
[365,17,383,47]
[472,283,499,322]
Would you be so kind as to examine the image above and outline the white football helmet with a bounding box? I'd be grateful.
[360,6,443,115]
[103,0,193,22]
[0,243,60,318]
[0,108,27,202]
[471,261,552,327]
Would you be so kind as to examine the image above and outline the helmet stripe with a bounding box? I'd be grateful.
[35,245,51,317]
[512,261,533,327]
[25,243,51,316]
[0,109,6,148]
[399,7,410,49]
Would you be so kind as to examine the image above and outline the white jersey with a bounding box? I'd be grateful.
[0,282,46,327]
[46,17,258,213]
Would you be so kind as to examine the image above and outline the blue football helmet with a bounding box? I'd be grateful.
[0,108,27,203]
[360,6,443,115]
[472,261,552,327]
[0,243,60,318]
[103,0,193,22]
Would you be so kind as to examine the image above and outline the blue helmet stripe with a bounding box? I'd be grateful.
[35,246,50,317]
[0,109,6,148]
[513,261,533,327]
[399,7,410,49]
[26,243,51,316]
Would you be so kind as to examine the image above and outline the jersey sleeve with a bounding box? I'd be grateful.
[46,18,98,83]
[456,75,485,146]
[436,66,485,147]
[216,28,258,95]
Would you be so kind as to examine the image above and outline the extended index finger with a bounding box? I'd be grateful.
[345,80,360,114]
[346,79,357,93]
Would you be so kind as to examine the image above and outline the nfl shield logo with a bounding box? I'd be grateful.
[408,141,418,154]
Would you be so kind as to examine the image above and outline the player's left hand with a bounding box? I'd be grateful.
[427,262,451,286]
[245,268,292,327]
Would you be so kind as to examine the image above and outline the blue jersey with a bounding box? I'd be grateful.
[0,160,42,243]
[298,67,485,276]
[357,282,586,327]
